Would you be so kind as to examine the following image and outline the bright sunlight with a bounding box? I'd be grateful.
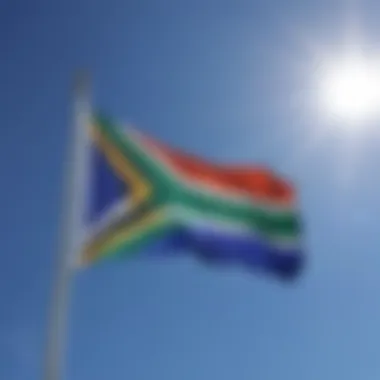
[318,54,380,124]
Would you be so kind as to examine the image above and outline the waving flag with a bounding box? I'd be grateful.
[80,115,303,280]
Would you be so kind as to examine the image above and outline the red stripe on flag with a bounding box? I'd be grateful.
[135,132,295,206]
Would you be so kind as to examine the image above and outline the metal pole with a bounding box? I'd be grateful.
[43,72,91,380]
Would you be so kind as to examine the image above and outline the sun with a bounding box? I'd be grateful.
[318,54,380,124]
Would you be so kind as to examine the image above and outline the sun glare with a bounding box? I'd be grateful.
[318,54,380,124]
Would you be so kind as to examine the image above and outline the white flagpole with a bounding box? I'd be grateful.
[44,72,91,380]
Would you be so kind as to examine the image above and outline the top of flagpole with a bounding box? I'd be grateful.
[73,70,91,99]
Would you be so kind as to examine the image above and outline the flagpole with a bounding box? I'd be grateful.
[44,72,91,380]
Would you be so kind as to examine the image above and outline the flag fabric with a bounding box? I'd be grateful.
[81,115,304,280]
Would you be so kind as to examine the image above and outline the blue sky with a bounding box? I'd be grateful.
[2,0,380,379]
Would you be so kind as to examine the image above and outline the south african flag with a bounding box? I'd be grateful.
[80,115,304,280]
